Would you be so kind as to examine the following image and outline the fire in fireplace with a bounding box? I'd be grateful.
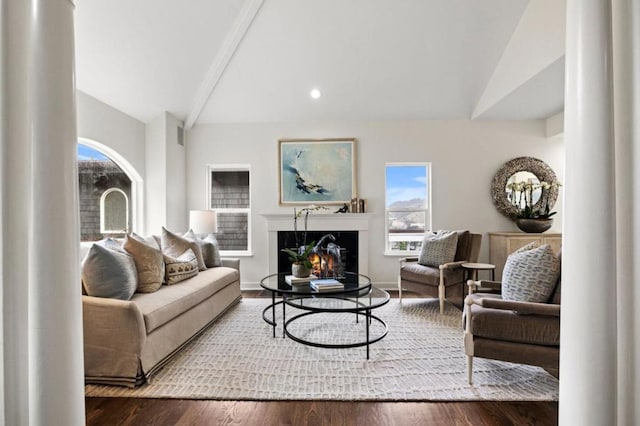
[308,234,345,278]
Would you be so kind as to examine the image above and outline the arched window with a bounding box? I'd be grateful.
[78,142,135,241]
[100,188,129,234]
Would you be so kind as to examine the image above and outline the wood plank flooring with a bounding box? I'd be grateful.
[84,291,558,425]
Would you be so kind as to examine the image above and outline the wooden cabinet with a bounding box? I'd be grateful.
[488,232,562,281]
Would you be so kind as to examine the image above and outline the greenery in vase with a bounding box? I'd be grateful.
[507,180,562,219]
[281,241,315,269]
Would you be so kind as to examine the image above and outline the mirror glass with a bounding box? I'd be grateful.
[506,171,541,209]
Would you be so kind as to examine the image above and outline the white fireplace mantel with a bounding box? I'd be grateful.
[261,213,371,275]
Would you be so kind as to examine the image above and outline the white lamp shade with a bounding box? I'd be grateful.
[189,210,218,234]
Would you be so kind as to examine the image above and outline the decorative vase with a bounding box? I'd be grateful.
[291,263,310,278]
[516,218,553,233]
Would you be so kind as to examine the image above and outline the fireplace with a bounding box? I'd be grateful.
[277,231,358,276]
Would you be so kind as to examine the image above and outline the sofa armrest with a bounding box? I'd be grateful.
[221,257,240,270]
[467,295,560,317]
[82,295,146,355]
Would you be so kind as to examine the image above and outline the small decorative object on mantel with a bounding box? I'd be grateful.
[350,197,367,213]
[335,203,349,213]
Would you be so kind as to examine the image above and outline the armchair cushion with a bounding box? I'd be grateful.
[502,244,560,303]
[467,293,560,346]
[418,230,458,267]
[401,262,464,286]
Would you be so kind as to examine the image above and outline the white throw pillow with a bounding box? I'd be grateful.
[418,230,458,267]
[502,244,560,303]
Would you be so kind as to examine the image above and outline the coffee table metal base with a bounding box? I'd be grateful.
[283,309,388,359]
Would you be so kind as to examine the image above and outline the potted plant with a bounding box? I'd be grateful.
[507,180,561,233]
[281,241,315,278]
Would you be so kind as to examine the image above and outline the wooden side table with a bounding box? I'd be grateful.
[462,262,496,281]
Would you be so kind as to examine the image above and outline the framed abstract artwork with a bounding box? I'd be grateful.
[278,138,357,205]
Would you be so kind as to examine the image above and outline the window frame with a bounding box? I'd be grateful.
[384,162,432,256]
[206,164,252,256]
[99,187,130,234]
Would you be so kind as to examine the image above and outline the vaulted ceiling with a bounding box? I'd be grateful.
[75,0,565,127]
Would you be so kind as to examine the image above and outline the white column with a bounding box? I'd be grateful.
[561,1,617,425]
[28,0,85,424]
[2,0,85,424]
[612,1,640,424]
[2,1,32,424]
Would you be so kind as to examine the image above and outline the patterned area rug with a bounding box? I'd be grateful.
[85,298,559,401]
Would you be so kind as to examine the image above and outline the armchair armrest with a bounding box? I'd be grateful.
[221,257,240,270]
[466,296,560,317]
[439,260,467,270]
[399,256,419,264]
[467,279,501,294]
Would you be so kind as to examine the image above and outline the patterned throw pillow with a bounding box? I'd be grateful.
[514,241,541,254]
[502,244,560,303]
[81,243,137,300]
[418,230,459,267]
[162,227,207,271]
[123,234,164,293]
[183,229,222,268]
[164,249,199,285]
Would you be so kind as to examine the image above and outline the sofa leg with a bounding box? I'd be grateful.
[467,355,473,385]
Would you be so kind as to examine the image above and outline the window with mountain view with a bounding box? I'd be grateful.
[385,163,431,254]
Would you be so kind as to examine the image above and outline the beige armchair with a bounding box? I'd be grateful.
[463,273,561,384]
[398,231,482,314]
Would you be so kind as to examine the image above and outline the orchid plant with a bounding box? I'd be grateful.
[293,204,329,248]
[507,180,562,219]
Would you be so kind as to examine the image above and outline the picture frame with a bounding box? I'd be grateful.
[278,138,357,205]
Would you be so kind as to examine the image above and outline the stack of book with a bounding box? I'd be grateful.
[285,274,317,285]
[310,278,344,292]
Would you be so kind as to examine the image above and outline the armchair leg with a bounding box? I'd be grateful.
[398,276,403,303]
[438,283,445,314]
[467,356,473,385]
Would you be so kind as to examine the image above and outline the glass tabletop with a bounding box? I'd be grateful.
[285,287,390,312]
[260,271,371,295]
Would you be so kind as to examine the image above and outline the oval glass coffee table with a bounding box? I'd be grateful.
[260,272,389,359]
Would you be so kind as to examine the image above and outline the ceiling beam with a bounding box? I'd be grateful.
[184,0,264,130]
[472,0,566,119]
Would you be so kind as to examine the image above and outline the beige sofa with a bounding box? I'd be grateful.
[82,257,241,387]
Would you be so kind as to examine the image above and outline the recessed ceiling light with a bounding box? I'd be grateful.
[310,88,321,99]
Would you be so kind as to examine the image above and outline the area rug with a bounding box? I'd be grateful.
[85,298,559,401]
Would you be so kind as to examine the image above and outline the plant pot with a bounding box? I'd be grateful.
[291,263,311,278]
[516,218,553,233]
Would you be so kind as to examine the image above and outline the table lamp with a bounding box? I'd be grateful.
[189,210,218,235]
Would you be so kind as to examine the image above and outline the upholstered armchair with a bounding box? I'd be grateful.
[463,271,561,384]
[398,231,482,314]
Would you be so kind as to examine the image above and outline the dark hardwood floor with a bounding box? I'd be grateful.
[85,291,558,426]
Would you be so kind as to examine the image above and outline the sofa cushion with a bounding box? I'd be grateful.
[163,249,199,285]
[123,234,164,293]
[418,230,458,267]
[469,294,559,346]
[162,227,207,271]
[400,262,465,287]
[502,244,560,303]
[81,242,137,300]
[132,267,240,333]
[183,229,222,268]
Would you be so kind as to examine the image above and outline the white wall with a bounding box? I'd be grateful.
[76,90,145,177]
[145,112,187,234]
[186,120,564,288]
